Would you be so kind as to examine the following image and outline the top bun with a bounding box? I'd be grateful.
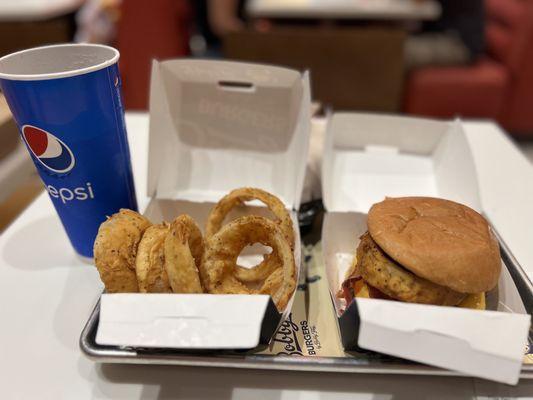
[367,197,501,293]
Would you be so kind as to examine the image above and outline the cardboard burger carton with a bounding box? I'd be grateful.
[95,60,311,350]
[322,112,531,384]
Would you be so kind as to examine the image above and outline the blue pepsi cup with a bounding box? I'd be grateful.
[0,44,137,258]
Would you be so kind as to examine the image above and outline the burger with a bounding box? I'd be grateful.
[340,197,501,310]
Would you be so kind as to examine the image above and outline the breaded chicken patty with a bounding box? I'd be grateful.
[356,232,466,306]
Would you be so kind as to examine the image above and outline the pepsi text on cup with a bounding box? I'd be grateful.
[22,125,96,204]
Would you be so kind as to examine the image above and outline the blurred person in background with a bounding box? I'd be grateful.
[192,0,271,57]
[75,0,121,43]
[405,0,485,70]
[193,0,246,57]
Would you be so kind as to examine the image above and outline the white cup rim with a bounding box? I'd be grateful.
[0,43,120,81]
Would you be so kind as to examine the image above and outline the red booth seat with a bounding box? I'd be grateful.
[405,0,533,138]
[405,59,508,118]
[116,0,191,110]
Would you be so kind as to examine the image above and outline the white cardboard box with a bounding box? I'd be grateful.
[322,112,531,384]
[96,59,311,350]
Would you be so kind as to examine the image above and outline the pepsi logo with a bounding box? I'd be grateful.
[22,125,75,174]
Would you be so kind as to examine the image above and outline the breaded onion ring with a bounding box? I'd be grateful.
[164,214,204,294]
[205,187,294,283]
[136,224,172,293]
[258,267,283,297]
[202,215,296,311]
[213,274,252,295]
[236,252,281,283]
[93,209,151,293]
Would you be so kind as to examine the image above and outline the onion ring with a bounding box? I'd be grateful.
[258,267,283,297]
[212,274,252,295]
[235,251,282,283]
[136,224,172,293]
[205,187,294,283]
[94,209,151,293]
[164,214,204,293]
[202,215,296,311]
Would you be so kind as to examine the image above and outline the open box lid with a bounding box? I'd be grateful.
[322,112,482,213]
[147,59,311,210]
[321,113,532,384]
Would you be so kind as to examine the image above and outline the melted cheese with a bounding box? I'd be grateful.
[355,281,486,310]
[458,292,486,310]
[354,280,371,298]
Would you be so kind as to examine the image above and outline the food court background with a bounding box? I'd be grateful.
[1,0,532,230]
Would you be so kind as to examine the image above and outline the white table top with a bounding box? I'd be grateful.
[247,0,441,20]
[0,0,83,22]
[1,112,532,399]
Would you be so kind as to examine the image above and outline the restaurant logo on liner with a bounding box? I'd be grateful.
[273,313,322,356]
